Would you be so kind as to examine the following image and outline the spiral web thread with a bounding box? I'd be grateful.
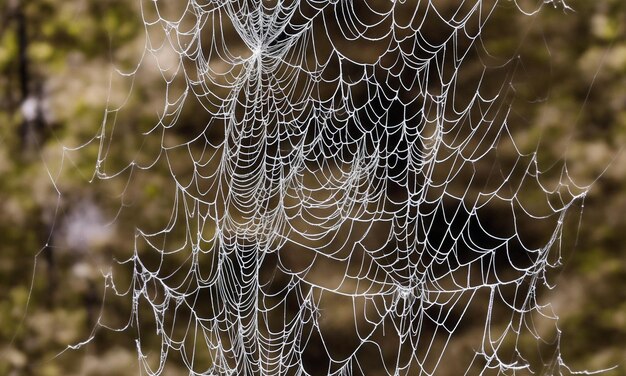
[68,0,593,374]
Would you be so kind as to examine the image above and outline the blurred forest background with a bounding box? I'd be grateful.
[0,0,625,375]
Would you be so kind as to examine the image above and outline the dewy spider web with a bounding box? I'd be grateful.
[68,0,591,374]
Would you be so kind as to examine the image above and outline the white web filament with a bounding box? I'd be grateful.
[84,0,588,374]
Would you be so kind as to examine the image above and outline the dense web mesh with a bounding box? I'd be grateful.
[60,0,592,374]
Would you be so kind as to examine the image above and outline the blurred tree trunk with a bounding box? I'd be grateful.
[10,0,45,153]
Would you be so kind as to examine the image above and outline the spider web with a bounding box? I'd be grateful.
[59,0,593,374]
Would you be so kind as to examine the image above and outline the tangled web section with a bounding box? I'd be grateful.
[68,0,589,374]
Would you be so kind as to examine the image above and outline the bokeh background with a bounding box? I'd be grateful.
[0,0,625,375]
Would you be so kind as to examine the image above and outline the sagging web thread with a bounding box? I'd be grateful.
[70,0,588,374]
